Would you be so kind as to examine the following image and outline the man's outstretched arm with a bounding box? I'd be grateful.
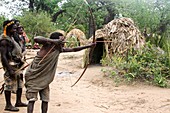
[63,43,95,52]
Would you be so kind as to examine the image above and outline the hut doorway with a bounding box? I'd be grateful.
[91,38,105,64]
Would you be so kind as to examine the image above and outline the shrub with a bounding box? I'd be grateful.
[101,42,170,87]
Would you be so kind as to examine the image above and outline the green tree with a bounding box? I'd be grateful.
[28,0,66,22]
[0,16,6,34]
[16,11,56,44]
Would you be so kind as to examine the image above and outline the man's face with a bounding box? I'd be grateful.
[10,24,17,34]
[9,24,17,35]
[17,26,23,34]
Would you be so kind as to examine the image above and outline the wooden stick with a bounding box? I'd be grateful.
[38,45,55,65]
[0,64,30,84]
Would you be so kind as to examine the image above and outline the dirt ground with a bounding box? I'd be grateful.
[1,49,170,113]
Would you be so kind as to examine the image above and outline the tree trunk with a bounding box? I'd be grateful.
[52,10,66,22]
[88,15,94,38]
[29,0,34,11]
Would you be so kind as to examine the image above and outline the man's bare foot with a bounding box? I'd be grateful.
[5,105,19,111]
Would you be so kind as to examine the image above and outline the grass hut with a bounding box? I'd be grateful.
[65,28,87,47]
[83,17,145,67]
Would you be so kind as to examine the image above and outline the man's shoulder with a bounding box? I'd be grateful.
[0,34,13,45]
[0,34,10,39]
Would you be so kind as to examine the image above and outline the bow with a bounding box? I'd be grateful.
[71,0,96,87]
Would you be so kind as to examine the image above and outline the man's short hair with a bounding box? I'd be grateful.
[50,32,63,39]
[3,20,15,33]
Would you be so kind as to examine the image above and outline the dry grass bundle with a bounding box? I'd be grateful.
[94,29,107,39]
[65,28,87,47]
[102,17,145,57]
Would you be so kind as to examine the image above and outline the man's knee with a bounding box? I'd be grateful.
[26,92,38,102]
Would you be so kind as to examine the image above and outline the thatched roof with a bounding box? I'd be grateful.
[65,28,87,47]
[89,17,145,57]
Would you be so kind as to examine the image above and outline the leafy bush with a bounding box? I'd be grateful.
[0,16,6,34]
[101,42,170,87]
[65,35,79,48]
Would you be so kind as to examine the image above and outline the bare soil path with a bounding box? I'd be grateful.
[0,49,170,113]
